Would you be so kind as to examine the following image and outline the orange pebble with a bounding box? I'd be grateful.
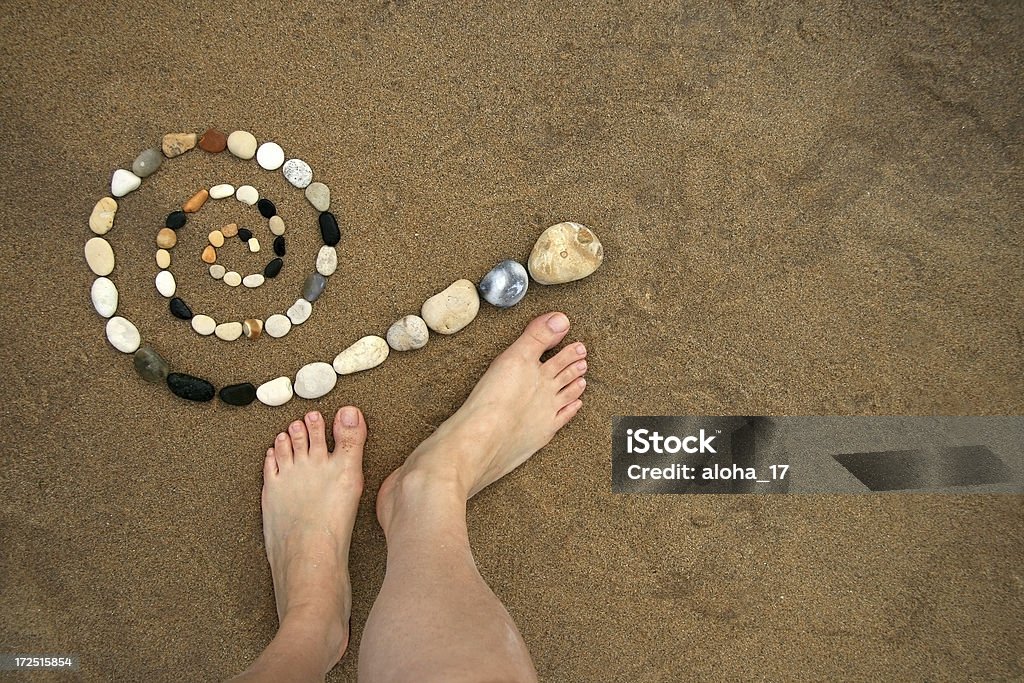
[183,189,209,213]
[201,245,217,264]
[156,228,177,249]
[222,222,239,237]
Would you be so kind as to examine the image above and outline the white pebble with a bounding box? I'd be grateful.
[235,185,259,205]
[191,315,216,336]
[84,237,115,276]
[386,315,429,351]
[282,158,313,188]
[316,245,337,276]
[155,270,176,298]
[227,130,258,159]
[256,376,293,406]
[110,169,141,197]
[243,274,265,288]
[256,142,285,170]
[90,277,118,318]
[333,336,389,375]
[265,314,292,338]
[269,215,286,236]
[106,316,141,353]
[294,362,338,400]
[287,298,312,325]
[248,237,260,253]
[156,249,171,269]
[209,264,226,280]
[215,321,243,341]
[224,271,242,287]
[209,183,235,199]
[421,279,479,334]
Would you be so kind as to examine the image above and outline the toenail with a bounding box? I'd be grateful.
[576,343,586,355]
[341,406,358,427]
[576,360,587,370]
[277,433,287,442]
[290,422,302,433]
[307,412,319,422]
[578,378,587,387]
[547,313,569,332]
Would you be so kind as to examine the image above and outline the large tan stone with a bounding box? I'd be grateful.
[527,221,604,285]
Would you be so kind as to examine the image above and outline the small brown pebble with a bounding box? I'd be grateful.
[201,245,217,264]
[198,127,227,153]
[243,319,263,340]
[183,189,209,213]
[221,223,239,238]
[156,228,177,249]
[208,230,225,247]
[162,132,197,158]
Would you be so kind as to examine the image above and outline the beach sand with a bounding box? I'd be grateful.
[0,1,1021,679]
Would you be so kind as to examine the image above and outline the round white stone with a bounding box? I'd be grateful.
[294,362,338,400]
[282,158,313,188]
[110,169,141,197]
[248,237,260,253]
[236,185,259,205]
[386,315,429,351]
[333,336,390,375]
[256,376,293,407]
[243,273,265,288]
[84,237,115,276]
[227,130,258,159]
[90,277,118,318]
[286,299,312,325]
[224,271,242,287]
[191,314,217,335]
[316,245,338,276]
[265,314,292,338]
[155,270,176,298]
[215,321,244,341]
[209,264,226,280]
[256,142,285,170]
[106,316,141,353]
[210,183,235,199]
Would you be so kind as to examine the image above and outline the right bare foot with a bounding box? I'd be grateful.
[377,312,587,532]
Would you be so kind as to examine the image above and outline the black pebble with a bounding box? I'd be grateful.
[169,297,193,320]
[219,382,257,406]
[273,235,286,257]
[166,211,187,230]
[263,257,284,278]
[257,198,277,218]
[238,228,253,242]
[167,373,216,402]
[319,211,340,246]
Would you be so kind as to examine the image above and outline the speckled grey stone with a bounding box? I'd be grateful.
[478,260,529,308]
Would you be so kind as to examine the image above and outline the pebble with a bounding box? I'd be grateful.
[256,141,285,170]
[166,210,187,229]
[303,273,327,302]
[478,260,529,308]
[243,319,263,339]
[208,230,225,247]
[183,189,209,213]
[316,245,337,276]
[167,373,216,402]
[236,185,259,205]
[90,277,118,318]
[386,315,429,351]
[248,237,261,253]
[269,215,286,236]
[169,297,193,320]
[201,245,217,264]
[283,158,313,188]
[265,314,292,338]
[162,132,197,157]
[318,211,340,245]
[221,222,239,237]
[243,273,265,288]
[237,228,253,241]
[333,335,389,375]
[224,271,242,287]
[133,346,169,383]
[191,314,216,335]
[286,298,312,324]
[106,316,141,353]
[156,228,177,249]
[421,279,480,334]
[85,237,115,276]
[305,182,330,211]
[273,235,286,257]
[227,130,258,159]
[198,127,227,153]
[219,382,257,406]
[294,362,338,400]
[132,148,162,178]
[264,258,283,278]
[528,221,604,285]
[256,376,293,406]
[89,197,117,235]
[209,264,226,280]
[215,321,244,341]
[110,169,141,197]
[155,270,176,297]
[156,249,171,269]
[257,198,277,218]
[210,183,235,199]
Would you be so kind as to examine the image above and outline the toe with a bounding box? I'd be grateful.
[555,399,583,428]
[274,431,293,466]
[558,377,587,406]
[305,411,328,458]
[289,420,309,459]
[510,312,570,358]
[555,358,588,389]
[545,342,587,377]
[264,448,279,478]
[332,406,367,467]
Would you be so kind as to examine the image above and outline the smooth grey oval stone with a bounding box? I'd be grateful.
[133,346,169,383]
[303,273,327,302]
[478,260,529,308]
[131,147,162,177]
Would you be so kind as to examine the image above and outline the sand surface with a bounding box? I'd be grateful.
[1,1,1022,680]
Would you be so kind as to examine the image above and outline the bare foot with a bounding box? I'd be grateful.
[262,407,366,670]
[377,312,587,531]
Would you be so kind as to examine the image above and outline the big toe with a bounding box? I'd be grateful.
[332,406,366,466]
[511,312,570,358]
